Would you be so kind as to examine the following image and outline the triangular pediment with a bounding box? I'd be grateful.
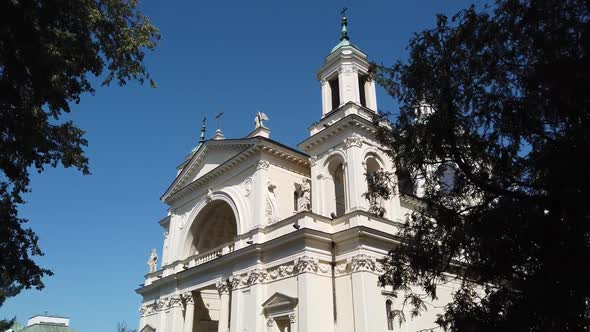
[161,139,255,202]
[140,324,155,332]
[261,292,298,311]
[162,137,310,204]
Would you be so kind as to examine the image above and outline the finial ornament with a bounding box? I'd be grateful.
[212,111,225,140]
[340,7,349,41]
[254,111,269,129]
[215,112,224,130]
[199,117,206,145]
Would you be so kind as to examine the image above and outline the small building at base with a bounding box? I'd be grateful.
[137,12,456,332]
[8,315,77,332]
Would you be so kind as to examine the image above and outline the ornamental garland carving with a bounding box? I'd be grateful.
[333,253,385,276]
[216,280,230,294]
[140,254,387,316]
[295,255,319,273]
[181,292,195,304]
[344,134,363,149]
[229,256,332,290]
[257,160,270,170]
[246,268,267,285]
[168,295,183,308]
[350,254,376,272]
[309,156,318,167]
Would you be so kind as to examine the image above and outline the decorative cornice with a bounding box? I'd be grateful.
[299,112,378,153]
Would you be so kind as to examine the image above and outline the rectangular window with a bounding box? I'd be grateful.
[329,78,340,110]
[358,75,367,107]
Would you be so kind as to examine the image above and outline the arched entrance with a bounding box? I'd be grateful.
[189,200,237,256]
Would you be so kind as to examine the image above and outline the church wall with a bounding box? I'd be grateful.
[267,163,309,221]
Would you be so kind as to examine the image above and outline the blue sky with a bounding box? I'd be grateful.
[0,1,482,331]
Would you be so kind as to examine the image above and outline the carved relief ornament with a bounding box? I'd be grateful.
[257,160,270,170]
[344,134,363,149]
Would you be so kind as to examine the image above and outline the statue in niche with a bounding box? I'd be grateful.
[298,179,311,211]
[147,248,158,273]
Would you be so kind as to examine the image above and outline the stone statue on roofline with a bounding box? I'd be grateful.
[254,111,269,129]
[147,248,158,273]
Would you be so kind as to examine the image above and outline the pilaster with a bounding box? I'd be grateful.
[217,281,231,332]
[344,134,365,211]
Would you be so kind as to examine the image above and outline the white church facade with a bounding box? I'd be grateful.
[137,13,455,332]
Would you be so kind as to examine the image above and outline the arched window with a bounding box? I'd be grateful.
[333,163,346,216]
[325,158,346,217]
[365,156,385,216]
[385,299,394,330]
[365,157,381,179]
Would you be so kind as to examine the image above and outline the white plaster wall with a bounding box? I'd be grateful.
[267,165,310,221]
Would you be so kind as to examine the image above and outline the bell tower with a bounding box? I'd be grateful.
[317,9,378,118]
[300,10,400,220]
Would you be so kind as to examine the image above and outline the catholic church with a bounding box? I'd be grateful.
[136,12,455,332]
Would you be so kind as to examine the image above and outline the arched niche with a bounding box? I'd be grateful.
[185,199,238,257]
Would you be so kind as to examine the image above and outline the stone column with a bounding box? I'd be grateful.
[217,281,231,332]
[182,292,195,332]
